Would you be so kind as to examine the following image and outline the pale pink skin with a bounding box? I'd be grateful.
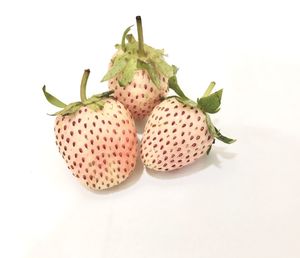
[141,98,214,171]
[54,99,138,190]
[109,69,168,119]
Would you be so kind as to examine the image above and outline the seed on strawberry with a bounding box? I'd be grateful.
[140,76,235,171]
[101,16,176,119]
[43,70,138,190]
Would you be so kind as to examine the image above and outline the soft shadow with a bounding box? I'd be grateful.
[135,117,148,134]
[87,155,144,195]
[146,146,237,180]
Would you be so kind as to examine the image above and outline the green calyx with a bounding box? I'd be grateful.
[43,69,113,116]
[101,16,174,88]
[168,76,236,151]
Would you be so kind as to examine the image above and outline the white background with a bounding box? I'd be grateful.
[0,0,300,257]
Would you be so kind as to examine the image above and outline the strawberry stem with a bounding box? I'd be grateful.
[136,16,145,57]
[203,82,216,97]
[80,69,90,102]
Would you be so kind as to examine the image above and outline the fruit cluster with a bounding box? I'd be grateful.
[43,16,235,190]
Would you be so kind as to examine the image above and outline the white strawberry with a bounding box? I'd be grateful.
[102,16,175,119]
[43,70,138,190]
[140,76,235,171]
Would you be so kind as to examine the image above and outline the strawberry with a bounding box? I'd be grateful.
[43,70,138,190]
[101,16,175,119]
[140,76,235,171]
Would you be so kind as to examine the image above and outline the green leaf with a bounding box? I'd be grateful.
[86,102,103,112]
[214,127,236,144]
[205,114,236,144]
[175,97,198,108]
[172,65,179,75]
[101,56,127,82]
[126,34,136,43]
[137,60,160,87]
[83,97,98,105]
[58,102,82,116]
[205,114,217,136]
[165,95,177,100]
[42,86,66,108]
[144,44,164,59]
[125,42,138,55]
[206,145,212,155]
[168,76,189,100]
[49,102,82,116]
[197,89,223,114]
[146,64,160,87]
[45,85,113,117]
[121,25,133,51]
[94,101,105,110]
[92,90,114,99]
[155,59,174,78]
[82,93,112,111]
[119,58,137,86]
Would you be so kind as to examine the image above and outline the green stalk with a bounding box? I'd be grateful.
[203,81,216,97]
[80,69,90,102]
[136,16,145,57]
